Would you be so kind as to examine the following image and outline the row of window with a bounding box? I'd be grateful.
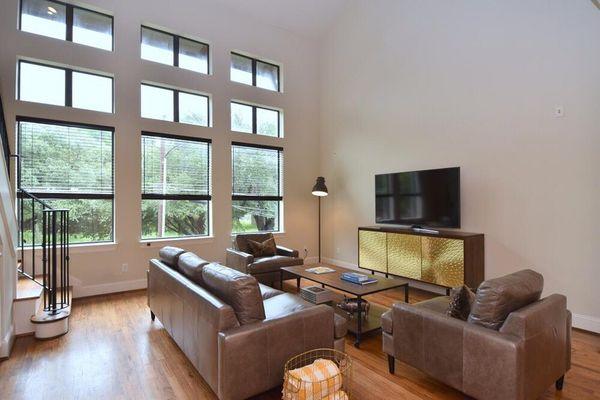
[17,60,283,137]
[19,0,280,91]
[18,118,283,244]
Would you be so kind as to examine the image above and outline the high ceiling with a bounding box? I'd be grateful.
[216,0,349,39]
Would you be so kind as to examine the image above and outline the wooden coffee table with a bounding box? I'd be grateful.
[281,265,409,347]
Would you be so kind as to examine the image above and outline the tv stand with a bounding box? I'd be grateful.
[358,226,484,289]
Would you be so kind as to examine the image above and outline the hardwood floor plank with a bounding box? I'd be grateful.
[0,287,598,400]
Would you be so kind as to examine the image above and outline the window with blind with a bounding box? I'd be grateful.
[231,142,282,233]
[18,60,113,113]
[141,26,209,74]
[19,0,113,51]
[141,83,209,127]
[231,101,281,137]
[141,133,211,239]
[17,118,114,244]
[230,52,280,92]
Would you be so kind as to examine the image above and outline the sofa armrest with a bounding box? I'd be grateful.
[276,245,299,258]
[225,248,253,273]
[217,305,334,400]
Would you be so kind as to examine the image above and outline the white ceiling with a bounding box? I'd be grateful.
[216,0,349,39]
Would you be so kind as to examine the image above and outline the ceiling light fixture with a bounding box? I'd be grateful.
[47,6,57,15]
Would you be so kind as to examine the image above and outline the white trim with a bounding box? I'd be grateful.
[140,236,214,248]
[572,313,600,334]
[22,242,118,254]
[0,323,15,359]
[73,278,147,298]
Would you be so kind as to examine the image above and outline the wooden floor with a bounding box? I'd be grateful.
[1,284,599,400]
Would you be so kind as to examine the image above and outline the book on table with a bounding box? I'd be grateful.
[340,273,378,285]
[305,266,336,274]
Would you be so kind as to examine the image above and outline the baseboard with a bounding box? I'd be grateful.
[303,256,319,265]
[572,314,600,334]
[73,278,147,299]
[0,323,15,359]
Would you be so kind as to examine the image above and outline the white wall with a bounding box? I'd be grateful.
[0,0,321,296]
[320,0,600,330]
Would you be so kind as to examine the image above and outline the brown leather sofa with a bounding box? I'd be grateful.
[148,247,347,400]
[226,233,303,287]
[382,269,571,400]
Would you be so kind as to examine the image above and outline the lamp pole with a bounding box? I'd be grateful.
[312,177,328,265]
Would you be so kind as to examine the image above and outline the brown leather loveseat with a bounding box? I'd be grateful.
[382,269,571,400]
[148,246,347,400]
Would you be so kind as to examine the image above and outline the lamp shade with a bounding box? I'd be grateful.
[312,176,328,196]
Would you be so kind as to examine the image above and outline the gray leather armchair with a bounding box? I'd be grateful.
[382,270,572,400]
[226,233,303,287]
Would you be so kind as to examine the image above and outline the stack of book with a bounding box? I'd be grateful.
[340,272,378,285]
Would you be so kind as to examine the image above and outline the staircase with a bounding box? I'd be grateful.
[0,93,71,344]
[15,174,71,339]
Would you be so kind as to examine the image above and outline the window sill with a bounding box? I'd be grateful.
[230,231,285,238]
[140,236,214,248]
[21,242,118,254]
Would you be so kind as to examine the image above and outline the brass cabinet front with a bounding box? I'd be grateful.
[387,233,421,280]
[421,237,464,287]
[358,230,387,273]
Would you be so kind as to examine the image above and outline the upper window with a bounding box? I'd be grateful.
[18,60,113,113]
[231,102,281,137]
[141,83,210,126]
[19,0,113,51]
[141,133,211,239]
[141,26,209,75]
[230,53,280,92]
[17,118,114,244]
[231,142,283,233]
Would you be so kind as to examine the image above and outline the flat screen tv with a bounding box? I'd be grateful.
[375,167,460,228]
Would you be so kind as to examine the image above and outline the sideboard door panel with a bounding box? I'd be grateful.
[359,230,387,273]
[387,233,421,280]
[421,237,464,287]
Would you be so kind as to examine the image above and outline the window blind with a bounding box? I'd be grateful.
[231,142,282,200]
[141,133,211,200]
[18,119,113,196]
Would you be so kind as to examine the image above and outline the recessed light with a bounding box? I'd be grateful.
[47,6,57,15]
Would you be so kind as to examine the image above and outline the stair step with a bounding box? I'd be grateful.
[15,277,43,301]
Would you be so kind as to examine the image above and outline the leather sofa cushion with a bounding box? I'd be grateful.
[334,314,348,339]
[248,255,304,274]
[247,237,277,257]
[415,296,451,314]
[468,269,543,330]
[263,293,313,320]
[178,252,210,286]
[235,233,274,254]
[159,246,186,269]
[202,263,266,325]
[259,283,284,300]
[381,309,392,334]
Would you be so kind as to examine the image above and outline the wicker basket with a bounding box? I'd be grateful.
[283,348,352,400]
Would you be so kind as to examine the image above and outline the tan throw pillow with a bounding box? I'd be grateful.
[446,285,476,321]
[247,237,277,257]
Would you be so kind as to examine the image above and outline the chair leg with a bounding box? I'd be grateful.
[150,311,155,321]
[556,375,564,390]
[296,277,301,289]
[387,355,395,374]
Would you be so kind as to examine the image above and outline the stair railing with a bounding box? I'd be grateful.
[13,154,70,314]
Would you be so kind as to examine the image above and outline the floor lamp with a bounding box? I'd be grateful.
[312,177,328,263]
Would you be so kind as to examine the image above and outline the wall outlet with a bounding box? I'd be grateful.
[336,247,341,255]
[303,247,308,258]
[121,263,128,273]
[555,105,565,117]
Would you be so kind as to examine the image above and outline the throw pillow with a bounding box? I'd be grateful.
[247,237,277,257]
[446,285,476,321]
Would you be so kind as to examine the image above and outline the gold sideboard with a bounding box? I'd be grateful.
[358,227,484,289]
